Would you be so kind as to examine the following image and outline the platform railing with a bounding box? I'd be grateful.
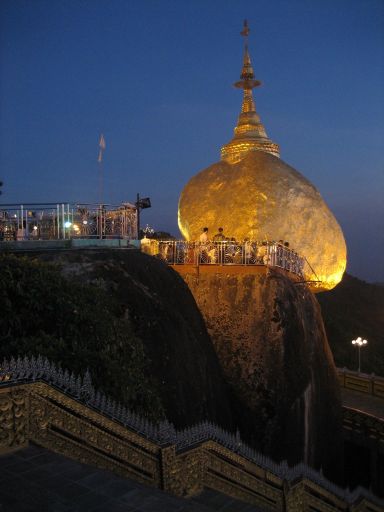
[0,202,138,241]
[142,240,305,277]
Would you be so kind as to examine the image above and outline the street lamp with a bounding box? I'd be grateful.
[135,193,151,238]
[351,337,368,373]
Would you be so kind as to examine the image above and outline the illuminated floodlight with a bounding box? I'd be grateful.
[64,221,72,228]
[33,226,38,231]
[351,337,368,373]
[143,224,154,235]
[351,337,367,346]
[82,220,88,225]
[73,224,79,232]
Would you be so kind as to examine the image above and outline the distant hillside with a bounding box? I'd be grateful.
[317,274,384,376]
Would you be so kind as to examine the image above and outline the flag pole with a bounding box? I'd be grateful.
[136,193,140,239]
[98,134,106,238]
[99,156,103,207]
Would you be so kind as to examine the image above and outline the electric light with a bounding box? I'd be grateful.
[33,226,38,231]
[351,337,367,347]
[82,220,88,225]
[143,224,155,235]
[351,337,368,373]
[64,221,72,228]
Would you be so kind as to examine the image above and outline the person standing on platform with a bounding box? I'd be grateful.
[199,227,209,243]
[198,227,209,263]
[213,227,226,241]
[213,227,226,263]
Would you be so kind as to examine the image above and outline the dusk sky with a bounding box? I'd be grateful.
[0,0,383,282]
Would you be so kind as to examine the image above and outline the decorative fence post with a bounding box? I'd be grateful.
[160,444,206,498]
[0,387,29,454]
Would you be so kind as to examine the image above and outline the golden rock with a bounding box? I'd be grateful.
[178,25,346,292]
[178,150,346,291]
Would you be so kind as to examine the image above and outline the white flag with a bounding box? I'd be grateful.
[98,133,106,162]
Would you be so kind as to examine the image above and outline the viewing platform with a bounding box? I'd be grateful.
[142,239,309,280]
[0,202,138,241]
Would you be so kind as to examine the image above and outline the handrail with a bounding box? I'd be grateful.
[337,367,384,399]
[142,240,307,278]
[0,202,138,241]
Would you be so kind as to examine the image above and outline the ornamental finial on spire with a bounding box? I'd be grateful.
[235,20,260,89]
[240,19,250,38]
[220,20,280,162]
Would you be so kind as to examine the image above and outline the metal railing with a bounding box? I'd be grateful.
[142,240,305,277]
[0,202,138,241]
[337,368,384,399]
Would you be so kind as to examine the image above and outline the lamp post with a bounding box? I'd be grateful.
[135,194,151,239]
[351,337,368,373]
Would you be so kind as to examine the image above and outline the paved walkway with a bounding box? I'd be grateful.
[341,388,384,419]
[0,444,264,512]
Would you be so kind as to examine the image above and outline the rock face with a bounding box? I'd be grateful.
[13,249,234,430]
[182,266,343,479]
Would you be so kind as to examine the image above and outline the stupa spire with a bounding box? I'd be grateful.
[221,20,280,163]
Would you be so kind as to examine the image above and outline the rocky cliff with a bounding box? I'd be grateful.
[1,248,343,482]
[0,250,234,429]
[182,266,343,480]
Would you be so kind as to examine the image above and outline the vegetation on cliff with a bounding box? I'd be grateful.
[0,250,233,429]
[0,253,163,419]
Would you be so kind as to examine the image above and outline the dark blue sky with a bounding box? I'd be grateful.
[1,0,383,282]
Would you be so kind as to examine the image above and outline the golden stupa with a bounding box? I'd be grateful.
[178,22,346,291]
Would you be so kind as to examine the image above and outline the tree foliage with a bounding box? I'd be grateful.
[0,254,164,419]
